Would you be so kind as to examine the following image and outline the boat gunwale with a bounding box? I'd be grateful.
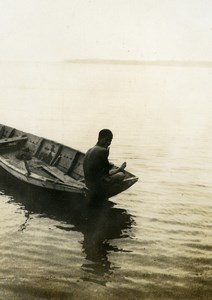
[0,123,138,197]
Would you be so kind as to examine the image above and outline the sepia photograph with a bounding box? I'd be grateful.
[0,1,211,299]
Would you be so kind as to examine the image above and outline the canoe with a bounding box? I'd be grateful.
[0,124,138,198]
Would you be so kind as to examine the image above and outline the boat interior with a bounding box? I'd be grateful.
[0,124,85,185]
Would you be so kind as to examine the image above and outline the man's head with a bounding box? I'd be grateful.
[98,129,113,148]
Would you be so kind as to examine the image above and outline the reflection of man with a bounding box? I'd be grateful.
[83,129,126,192]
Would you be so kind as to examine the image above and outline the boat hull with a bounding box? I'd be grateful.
[0,124,138,198]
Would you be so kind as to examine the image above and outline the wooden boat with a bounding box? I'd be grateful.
[0,124,138,198]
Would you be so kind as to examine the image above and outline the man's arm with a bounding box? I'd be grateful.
[99,148,113,173]
[100,148,127,175]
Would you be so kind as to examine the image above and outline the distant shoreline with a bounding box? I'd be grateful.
[0,59,212,68]
[64,59,212,68]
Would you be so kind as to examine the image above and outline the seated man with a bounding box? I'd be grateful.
[83,129,126,194]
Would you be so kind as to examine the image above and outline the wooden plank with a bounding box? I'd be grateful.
[40,165,84,188]
[0,136,28,145]
[41,166,64,182]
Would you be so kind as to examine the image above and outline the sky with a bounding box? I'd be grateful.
[0,0,212,62]
[0,0,212,147]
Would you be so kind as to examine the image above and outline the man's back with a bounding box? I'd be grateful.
[83,145,111,188]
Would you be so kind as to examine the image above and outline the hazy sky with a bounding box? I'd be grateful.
[0,0,211,62]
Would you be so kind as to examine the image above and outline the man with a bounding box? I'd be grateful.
[83,129,126,193]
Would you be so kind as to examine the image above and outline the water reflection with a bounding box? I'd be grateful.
[80,201,133,285]
[0,172,135,285]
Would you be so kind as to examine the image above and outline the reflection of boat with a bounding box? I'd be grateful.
[0,174,135,283]
[0,124,138,198]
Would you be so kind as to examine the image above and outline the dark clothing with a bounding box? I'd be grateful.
[83,145,113,189]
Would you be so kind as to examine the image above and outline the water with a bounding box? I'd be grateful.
[0,62,212,299]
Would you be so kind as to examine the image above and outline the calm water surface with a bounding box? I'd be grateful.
[0,63,212,299]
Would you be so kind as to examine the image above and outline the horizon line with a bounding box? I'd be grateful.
[0,59,212,67]
[65,59,212,67]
